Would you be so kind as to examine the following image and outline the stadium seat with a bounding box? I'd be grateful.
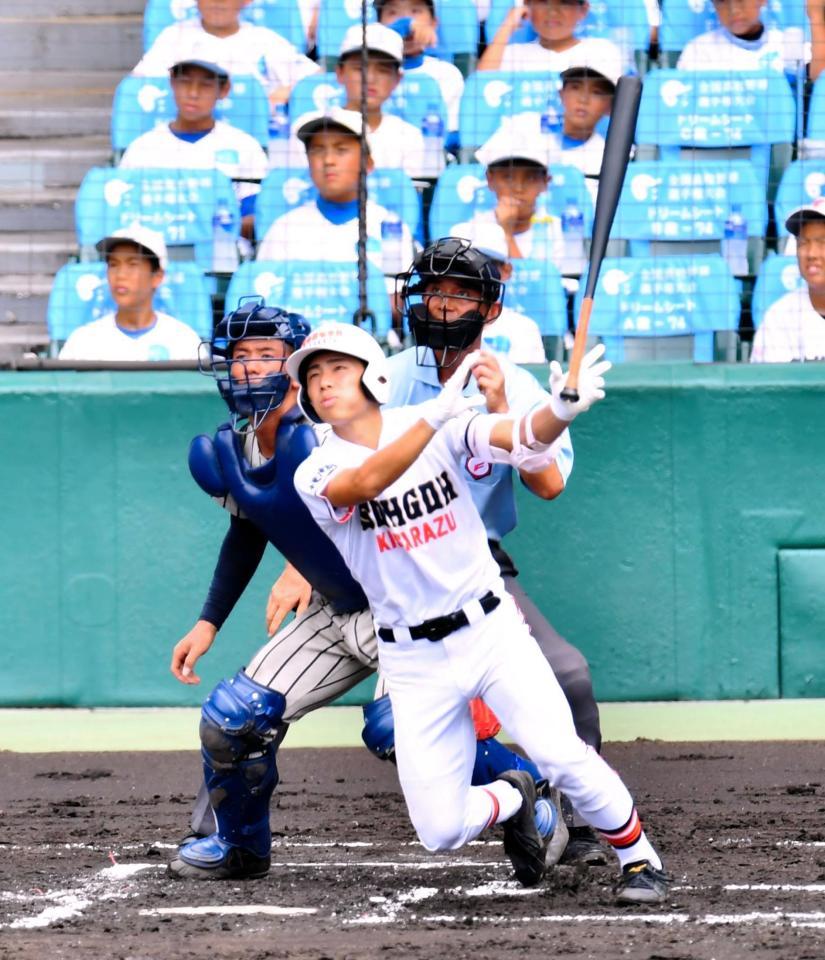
[428,162,593,241]
[255,167,423,243]
[46,261,213,349]
[635,69,796,201]
[225,260,393,335]
[111,75,270,154]
[457,70,562,155]
[575,255,741,362]
[142,0,307,53]
[800,75,825,154]
[613,159,767,275]
[75,167,241,273]
[288,71,447,133]
[775,160,825,250]
[751,254,804,328]
[316,0,376,63]
[435,0,480,67]
[503,258,568,338]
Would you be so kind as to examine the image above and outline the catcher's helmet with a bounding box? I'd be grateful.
[204,298,310,429]
[397,237,504,368]
[285,321,390,424]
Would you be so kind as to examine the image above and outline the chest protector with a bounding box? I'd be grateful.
[189,410,368,614]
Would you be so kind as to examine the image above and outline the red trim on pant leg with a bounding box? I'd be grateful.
[481,788,501,828]
[600,808,643,849]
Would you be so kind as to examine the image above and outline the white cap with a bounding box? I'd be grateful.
[785,195,825,236]
[294,106,367,145]
[339,22,404,64]
[560,48,623,89]
[285,322,390,422]
[475,124,554,170]
[452,222,509,263]
[95,222,168,271]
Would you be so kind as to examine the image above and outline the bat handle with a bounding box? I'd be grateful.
[560,296,594,403]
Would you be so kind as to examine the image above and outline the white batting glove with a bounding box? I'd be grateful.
[548,344,612,422]
[419,351,486,430]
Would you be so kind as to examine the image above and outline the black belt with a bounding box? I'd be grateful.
[378,591,500,643]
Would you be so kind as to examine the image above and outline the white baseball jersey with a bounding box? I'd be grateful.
[366,113,427,180]
[255,197,415,273]
[482,306,547,364]
[677,26,809,73]
[132,20,319,95]
[294,406,506,629]
[750,287,825,363]
[498,36,625,75]
[120,121,268,205]
[405,55,464,132]
[452,211,566,268]
[58,311,201,361]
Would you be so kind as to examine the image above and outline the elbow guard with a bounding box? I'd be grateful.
[361,694,396,763]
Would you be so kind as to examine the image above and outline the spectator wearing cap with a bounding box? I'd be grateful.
[478,0,625,75]
[255,108,415,277]
[120,59,268,241]
[751,199,825,363]
[132,0,318,107]
[58,225,201,362]
[374,0,464,145]
[451,128,565,267]
[455,223,548,363]
[335,22,427,179]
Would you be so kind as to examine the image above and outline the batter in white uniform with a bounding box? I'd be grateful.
[289,322,671,903]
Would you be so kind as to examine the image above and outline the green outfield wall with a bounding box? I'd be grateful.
[2,364,824,708]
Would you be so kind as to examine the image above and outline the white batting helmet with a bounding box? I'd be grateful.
[285,322,390,423]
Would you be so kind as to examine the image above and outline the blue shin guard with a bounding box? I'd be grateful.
[472,736,541,786]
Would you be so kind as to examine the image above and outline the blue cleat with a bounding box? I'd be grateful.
[168,833,270,881]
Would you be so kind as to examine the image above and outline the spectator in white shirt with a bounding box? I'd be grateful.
[751,199,825,363]
[58,225,201,362]
[452,129,565,267]
[335,23,427,178]
[121,58,268,241]
[453,222,548,363]
[375,0,464,143]
[255,108,414,279]
[478,0,625,75]
[132,0,319,107]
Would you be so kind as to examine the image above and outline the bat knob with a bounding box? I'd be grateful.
[559,386,580,403]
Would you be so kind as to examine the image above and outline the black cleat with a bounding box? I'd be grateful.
[498,770,546,887]
[560,825,609,866]
[167,834,270,881]
[615,860,672,905]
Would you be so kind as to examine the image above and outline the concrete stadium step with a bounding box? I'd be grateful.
[5,0,142,16]
[0,69,124,94]
[0,136,111,189]
[0,187,76,233]
[0,232,77,276]
[0,106,111,139]
[0,15,143,72]
[0,274,52,329]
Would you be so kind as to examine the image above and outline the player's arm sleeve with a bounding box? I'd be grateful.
[199,515,268,629]
[294,456,357,525]
[131,27,175,75]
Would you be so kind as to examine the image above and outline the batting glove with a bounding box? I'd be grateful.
[548,344,612,422]
[419,350,486,430]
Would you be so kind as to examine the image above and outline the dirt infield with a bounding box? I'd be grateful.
[2,741,825,959]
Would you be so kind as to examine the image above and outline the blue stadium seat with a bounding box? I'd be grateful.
[751,254,804,327]
[225,260,392,335]
[288,71,447,132]
[775,160,825,247]
[75,167,241,273]
[428,162,593,241]
[111,75,270,153]
[458,70,562,154]
[803,74,825,145]
[316,0,376,61]
[575,255,741,362]
[614,159,767,273]
[47,261,213,346]
[635,69,796,198]
[255,167,422,243]
[143,0,307,52]
[504,259,568,337]
[435,0,480,57]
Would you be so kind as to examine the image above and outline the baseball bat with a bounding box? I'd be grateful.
[560,75,643,402]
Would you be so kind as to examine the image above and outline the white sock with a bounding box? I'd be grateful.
[479,780,522,827]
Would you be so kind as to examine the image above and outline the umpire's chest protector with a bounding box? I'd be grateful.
[189,412,368,614]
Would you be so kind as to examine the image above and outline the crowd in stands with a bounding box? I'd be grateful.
[47,0,825,365]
